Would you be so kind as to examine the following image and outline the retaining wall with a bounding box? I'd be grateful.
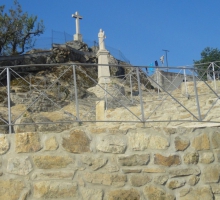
[0,125,220,199]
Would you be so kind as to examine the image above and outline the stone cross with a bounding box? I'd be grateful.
[72,11,83,42]
[98,29,106,50]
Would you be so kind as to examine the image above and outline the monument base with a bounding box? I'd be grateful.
[74,34,83,42]
[98,77,111,84]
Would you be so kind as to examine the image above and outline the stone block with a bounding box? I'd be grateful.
[45,136,58,151]
[169,167,200,178]
[118,154,150,166]
[192,133,210,150]
[32,171,75,180]
[16,132,42,153]
[130,174,152,187]
[81,155,107,170]
[7,156,33,175]
[143,185,175,200]
[127,130,149,151]
[154,175,169,185]
[0,179,25,200]
[148,135,169,149]
[183,152,199,164]
[107,189,140,200]
[211,131,220,149]
[203,164,220,183]
[188,175,200,186]
[83,172,127,187]
[33,155,73,169]
[96,100,105,122]
[80,188,103,200]
[167,179,185,190]
[142,167,166,173]
[174,136,189,151]
[154,154,181,167]
[33,181,78,199]
[62,129,90,153]
[211,184,220,194]
[122,169,141,173]
[0,134,10,155]
[200,151,214,164]
[179,186,213,200]
[96,135,126,154]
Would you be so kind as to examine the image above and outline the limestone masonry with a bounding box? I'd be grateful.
[0,125,220,199]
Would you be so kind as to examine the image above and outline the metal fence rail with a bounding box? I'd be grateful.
[0,62,220,133]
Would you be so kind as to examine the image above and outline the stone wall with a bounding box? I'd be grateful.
[0,125,220,199]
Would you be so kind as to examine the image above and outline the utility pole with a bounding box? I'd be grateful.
[162,49,169,72]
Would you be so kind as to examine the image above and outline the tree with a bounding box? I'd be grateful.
[0,0,44,56]
[194,47,220,80]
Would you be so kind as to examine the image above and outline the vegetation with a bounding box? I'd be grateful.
[194,47,220,80]
[0,0,44,56]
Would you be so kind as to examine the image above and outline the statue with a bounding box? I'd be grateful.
[98,29,106,50]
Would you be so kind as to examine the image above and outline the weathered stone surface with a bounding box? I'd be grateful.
[188,175,200,186]
[179,187,191,197]
[83,172,127,186]
[167,179,185,190]
[200,151,214,164]
[0,135,9,155]
[16,132,42,153]
[148,135,169,149]
[175,136,189,151]
[130,174,152,187]
[107,189,140,200]
[192,133,210,150]
[81,155,107,170]
[179,186,213,200]
[154,154,181,166]
[45,136,58,151]
[0,179,25,200]
[118,154,150,166]
[122,169,141,173]
[215,149,220,162]
[62,129,90,153]
[96,135,126,154]
[80,188,103,200]
[143,185,175,200]
[211,131,220,149]
[106,165,120,173]
[128,130,149,151]
[211,184,220,194]
[142,167,166,173]
[33,181,78,199]
[32,171,75,180]
[7,156,33,175]
[154,175,169,185]
[33,155,73,169]
[203,164,220,183]
[87,126,107,134]
[169,167,200,178]
[19,189,30,200]
[183,152,199,164]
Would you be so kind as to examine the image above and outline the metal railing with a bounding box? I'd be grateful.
[0,62,220,133]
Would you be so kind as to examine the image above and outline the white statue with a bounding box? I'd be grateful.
[98,29,106,50]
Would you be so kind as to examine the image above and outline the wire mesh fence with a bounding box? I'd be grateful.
[0,62,220,133]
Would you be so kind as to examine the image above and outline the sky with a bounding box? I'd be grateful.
[1,0,220,68]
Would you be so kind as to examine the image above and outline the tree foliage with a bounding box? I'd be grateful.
[194,47,220,80]
[0,0,44,55]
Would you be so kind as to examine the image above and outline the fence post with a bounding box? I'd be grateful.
[136,67,145,123]
[212,62,217,91]
[129,74,133,104]
[192,69,202,121]
[183,68,188,97]
[6,67,12,134]
[72,65,80,121]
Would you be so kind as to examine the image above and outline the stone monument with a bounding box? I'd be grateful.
[97,29,111,84]
[72,11,83,42]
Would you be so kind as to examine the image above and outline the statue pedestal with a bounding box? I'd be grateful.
[73,34,82,42]
[97,50,111,84]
